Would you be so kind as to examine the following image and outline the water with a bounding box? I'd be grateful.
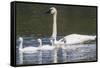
[16,37,96,65]
[16,3,96,36]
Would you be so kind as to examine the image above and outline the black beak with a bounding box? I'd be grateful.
[46,9,51,14]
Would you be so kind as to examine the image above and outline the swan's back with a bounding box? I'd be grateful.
[19,46,39,53]
[65,34,96,40]
[59,34,96,44]
[40,45,55,50]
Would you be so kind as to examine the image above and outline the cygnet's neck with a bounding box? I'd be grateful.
[19,39,23,49]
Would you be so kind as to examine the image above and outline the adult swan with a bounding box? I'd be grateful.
[48,7,96,45]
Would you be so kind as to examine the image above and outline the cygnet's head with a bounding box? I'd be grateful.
[37,38,42,42]
[50,39,53,43]
[63,38,66,43]
[18,37,23,42]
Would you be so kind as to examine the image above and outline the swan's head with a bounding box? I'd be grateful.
[18,37,23,42]
[46,7,57,14]
[50,7,57,14]
[63,38,67,43]
[50,39,53,44]
[37,38,42,43]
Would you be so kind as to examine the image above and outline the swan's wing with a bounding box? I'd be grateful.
[22,47,39,53]
[40,45,55,50]
[58,34,96,44]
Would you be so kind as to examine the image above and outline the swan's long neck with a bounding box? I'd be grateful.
[52,12,57,43]
[38,39,42,47]
[19,40,23,49]
[19,38,23,64]
[39,41,42,47]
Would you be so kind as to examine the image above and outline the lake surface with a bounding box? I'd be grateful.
[16,37,96,65]
[16,3,97,37]
[15,3,97,65]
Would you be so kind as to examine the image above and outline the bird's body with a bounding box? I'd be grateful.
[49,7,96,45]
[19,37,39,53]
[37,38,55,50]
[39,45,55,50]
[19,47,39,53]
[58,34,96,45]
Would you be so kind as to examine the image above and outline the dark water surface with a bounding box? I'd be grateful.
[16,2,97,37]
[16,37,96,65]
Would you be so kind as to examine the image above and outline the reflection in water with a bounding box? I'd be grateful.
[16,37,96,65]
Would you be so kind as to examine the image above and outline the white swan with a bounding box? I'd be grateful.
[37,38,58,63]
[37,38,55,50]
[18,37,39,53]
[37,38,42,64]
[58,34,96,44]
[49,7,96,45]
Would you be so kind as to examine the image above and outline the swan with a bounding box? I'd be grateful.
[58,34,96,45]
[37,38,55,50]
[37,38,42,64]
[18,37,39,53]
[37,38,58,63]
[48,7,96,45]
